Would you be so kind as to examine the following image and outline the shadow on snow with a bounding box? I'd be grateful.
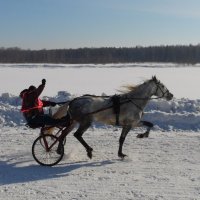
[0,159,116,185]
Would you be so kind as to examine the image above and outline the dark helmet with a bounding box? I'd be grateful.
[28,85,36,91]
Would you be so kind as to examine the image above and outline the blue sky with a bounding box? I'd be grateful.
[1,0,200,49]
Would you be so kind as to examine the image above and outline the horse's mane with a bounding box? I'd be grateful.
[117,84,137,93]
[118,79,150,94]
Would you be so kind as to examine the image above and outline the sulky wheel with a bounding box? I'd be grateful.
[32,134,64,166]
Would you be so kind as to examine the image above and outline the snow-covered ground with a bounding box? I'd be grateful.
[1,62,200,99]
[0,63,200,200]
[1,127,200,200]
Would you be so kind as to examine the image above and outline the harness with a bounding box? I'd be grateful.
[111,95,121,126]
[68,79,169,126]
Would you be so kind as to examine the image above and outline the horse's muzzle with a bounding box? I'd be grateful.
[166,93,173,100]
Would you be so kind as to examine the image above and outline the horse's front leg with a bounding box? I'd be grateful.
[137,120,153,138]
[73,120,93,159]
[118,125,132,159]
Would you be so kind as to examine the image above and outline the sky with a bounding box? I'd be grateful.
[1,0,200,50]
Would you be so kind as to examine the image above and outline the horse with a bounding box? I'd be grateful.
[54,76,173,159]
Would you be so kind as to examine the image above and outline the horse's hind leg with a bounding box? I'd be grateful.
[73,120,93,159]
[137,120,153,138]
[118,125,132,159]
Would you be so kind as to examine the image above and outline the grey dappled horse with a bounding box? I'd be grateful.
[57,76,173,159]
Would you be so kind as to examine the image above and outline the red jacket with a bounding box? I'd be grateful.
[20,83,52,119]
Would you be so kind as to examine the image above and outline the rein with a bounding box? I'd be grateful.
[68,80,168,116]
[124,80,168,101]
[56,101,70,105]
[124,80,168,110]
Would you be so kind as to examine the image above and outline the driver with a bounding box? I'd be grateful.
[20,79,70,128]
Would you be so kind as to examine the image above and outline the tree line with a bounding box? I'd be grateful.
[0,45,200,64]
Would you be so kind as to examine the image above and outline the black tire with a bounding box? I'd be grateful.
[32,134,64,166]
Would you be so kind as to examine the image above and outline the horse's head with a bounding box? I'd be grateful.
[152,76,173,100]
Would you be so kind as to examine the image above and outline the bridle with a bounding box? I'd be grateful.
[126,79,170,111]
[153,79,170,99]
[124,79,169,101]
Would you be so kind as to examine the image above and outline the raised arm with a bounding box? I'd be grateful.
[36,79,46,97]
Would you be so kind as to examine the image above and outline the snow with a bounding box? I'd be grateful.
[1,127,200,200]
[1,63,200,99]
[0,63,200,200]
[1,92,200,131]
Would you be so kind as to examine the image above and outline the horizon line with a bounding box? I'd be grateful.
[1,43,200,51]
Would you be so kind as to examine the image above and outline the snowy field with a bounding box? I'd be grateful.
[1,62,200,99]
[0,63,200,200]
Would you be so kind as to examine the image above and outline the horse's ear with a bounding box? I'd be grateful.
[152,76,157,82]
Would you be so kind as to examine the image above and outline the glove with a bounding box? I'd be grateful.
[51,102,57,107]
[42,79,46,85]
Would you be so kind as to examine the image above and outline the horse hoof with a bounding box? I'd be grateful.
[87,148,93,159]
[118,153,127,159]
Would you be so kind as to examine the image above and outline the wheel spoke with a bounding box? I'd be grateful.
[32,134,64,166]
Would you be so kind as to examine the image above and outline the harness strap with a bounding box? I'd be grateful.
[68,88,166,124]
[111,95,121,126]
[129,99,143,111]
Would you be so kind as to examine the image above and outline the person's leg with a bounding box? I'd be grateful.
[30,114,70,127]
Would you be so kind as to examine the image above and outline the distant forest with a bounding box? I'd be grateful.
[1,45,200,64]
